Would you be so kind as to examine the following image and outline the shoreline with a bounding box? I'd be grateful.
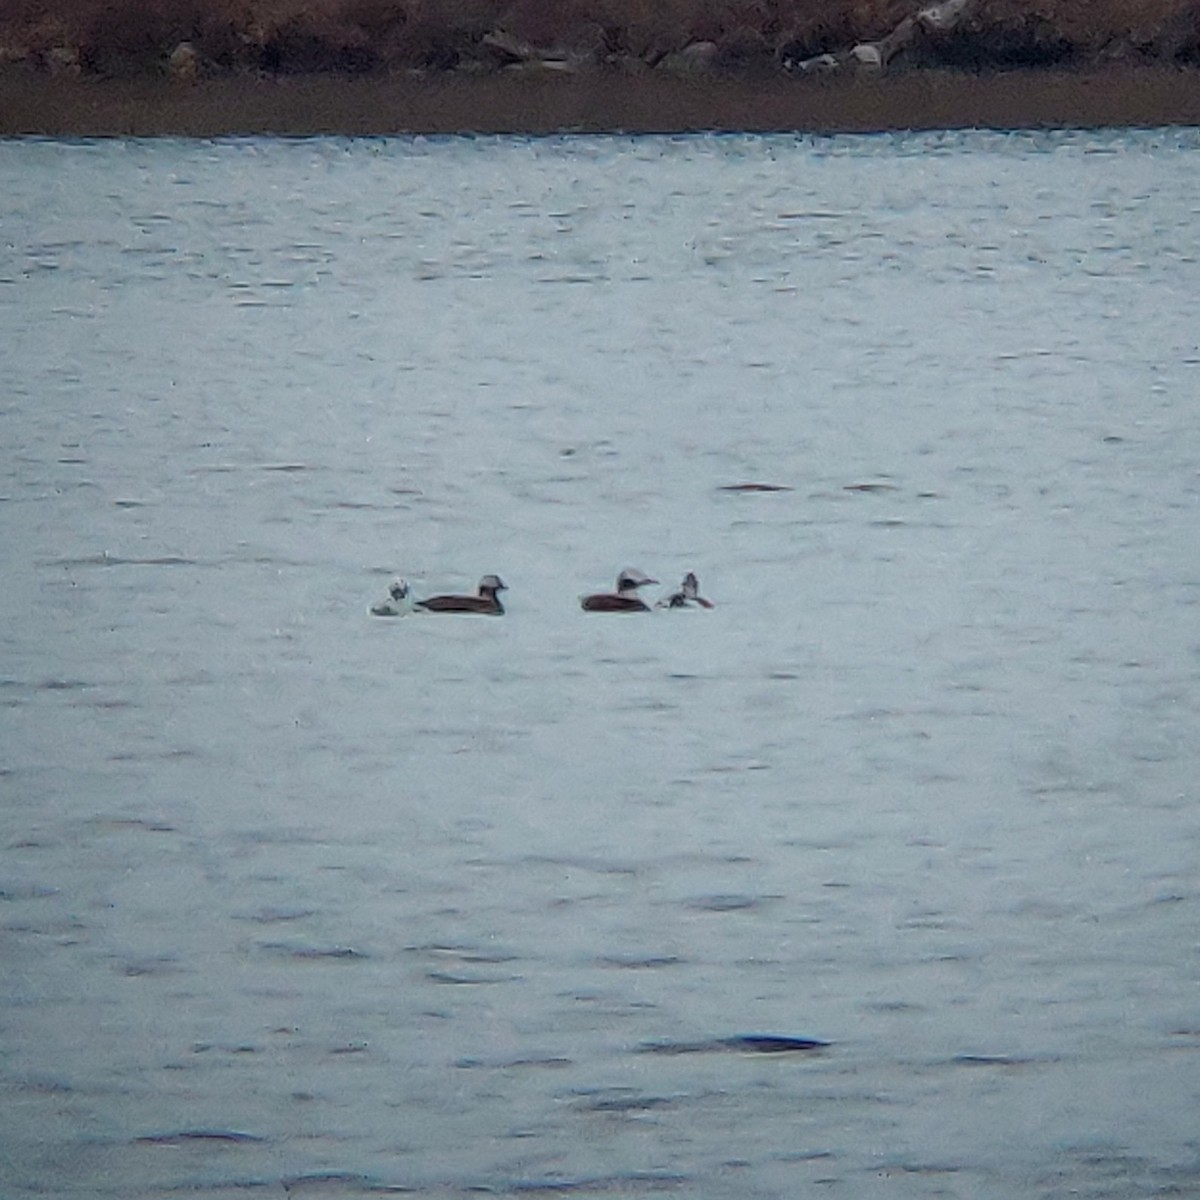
[3,66,1200,138]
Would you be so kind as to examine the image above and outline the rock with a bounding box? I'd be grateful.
[505,57,577,74]
[918,0,976,35]
[168,41,200,83]
[850,42,883,69]
[787,51,842,73]
[45,45,82,73]
[714,26,772,72]
[481,29,536,67]
[657,41,717,77]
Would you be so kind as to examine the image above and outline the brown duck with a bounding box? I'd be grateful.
[415,574,507,615]
[581,568,659,612]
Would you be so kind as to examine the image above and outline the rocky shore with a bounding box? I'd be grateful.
[2,0,1199,134]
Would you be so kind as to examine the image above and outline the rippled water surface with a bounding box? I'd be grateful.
[3,129,1200,1198]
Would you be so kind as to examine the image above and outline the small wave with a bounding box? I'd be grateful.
[501,1172,689,1193]
[281,1172,402,1195]
[574,1090,678,1113]
[951,1053,1048,1068]
[426,969,517,985]
[257,942,370,961]
[43,553,197,568]
[596,954,683,969]
[639,1034,829,1055]
[681,893,771,912]
[232,906,316,924]
[135,1129,266,1144]
[718,482,793,492]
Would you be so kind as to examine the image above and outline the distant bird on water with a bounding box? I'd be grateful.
[370,579,413,617]
[580,567,659,612]
[657,572,714,609]
[414,574,508,615]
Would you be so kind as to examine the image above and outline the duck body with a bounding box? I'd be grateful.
[581,592,653,613]
[658,572,714,610]
[414,574,507,615]
[581,567,658,613]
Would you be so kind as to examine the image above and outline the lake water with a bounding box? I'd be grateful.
[2,129,1199,1199]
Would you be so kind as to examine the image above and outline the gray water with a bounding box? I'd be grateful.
[2,129,1199,1199]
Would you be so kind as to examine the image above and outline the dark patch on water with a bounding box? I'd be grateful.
[120,954,181,977]
[574,1089,678,1113]
[107,747,197,763]
[407,942,520,964]
[84,816,177,834]
[703,760,771,774]
[879,1160,965,1177]
[596,954,682,969]
[499,1172,690,1193]
[427,969,516,985]
[135,1128,266,1144]
[329,1041,370,1055]
[513,855,640,877]
[681,893,771,912]
[639,1034,829,1055]
[863,999,926,1013]
[0,881,59,900]
[456,1054,573,1069]
[233,905,317,923]
[44,553,197,568]
[951,1053,1040,1067]
[718,482,793,492]
[282,1172,414,1194]
[258,942,369,961]
[13,1075,74,1094]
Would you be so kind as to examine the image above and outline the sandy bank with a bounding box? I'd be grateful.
[4,66,1200,137]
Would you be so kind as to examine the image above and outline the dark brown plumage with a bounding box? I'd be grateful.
[580,567,658,613]
[581,592,653,613]
[415,574,507,615]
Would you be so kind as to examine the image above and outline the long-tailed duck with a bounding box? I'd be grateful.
[657,572,714,609]
[370,579,414,617]
[581,567,659,612]
[415,574,507,615]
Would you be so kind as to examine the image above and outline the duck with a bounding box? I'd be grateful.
[580,567,659,612]
[414,574,507,615]
[657,572,714,609]
[370,578,414,617]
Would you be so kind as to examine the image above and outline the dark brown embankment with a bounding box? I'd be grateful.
[4,0,1200,135]
[4,66,1200,136]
